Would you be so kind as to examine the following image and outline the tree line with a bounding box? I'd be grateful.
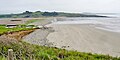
[0,11,107,18]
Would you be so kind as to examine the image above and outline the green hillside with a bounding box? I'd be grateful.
[0,11,107,18]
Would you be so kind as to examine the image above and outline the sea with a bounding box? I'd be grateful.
[53,14,120,33]
[0,13,120,33]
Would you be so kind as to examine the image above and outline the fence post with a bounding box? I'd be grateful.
[8,49,14,60]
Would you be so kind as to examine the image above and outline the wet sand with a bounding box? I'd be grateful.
[47,24,120,56]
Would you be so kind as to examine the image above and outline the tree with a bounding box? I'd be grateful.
[42,12,58,16]
[23,11,32,14]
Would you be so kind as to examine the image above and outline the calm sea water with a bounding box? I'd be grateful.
[53,16,120,33]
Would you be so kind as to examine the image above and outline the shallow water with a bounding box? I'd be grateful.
[53,17,120,33]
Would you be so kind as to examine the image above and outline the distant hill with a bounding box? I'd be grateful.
[0,11,107,18]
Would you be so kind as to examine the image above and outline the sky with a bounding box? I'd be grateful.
[0,0,120,14]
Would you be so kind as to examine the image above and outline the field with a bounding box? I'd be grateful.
[25,19,39,24]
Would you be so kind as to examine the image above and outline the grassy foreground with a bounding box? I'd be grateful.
[0,41,120,60]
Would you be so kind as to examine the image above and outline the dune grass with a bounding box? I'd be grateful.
[0,41,120,60]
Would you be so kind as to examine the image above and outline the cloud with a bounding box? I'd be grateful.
[0,0,120,14]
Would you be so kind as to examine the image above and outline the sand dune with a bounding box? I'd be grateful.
[47,24,120,56]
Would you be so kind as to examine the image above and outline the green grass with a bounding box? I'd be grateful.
[25,19,39,24]
[0,41,120,60]
[25,19,45,25]
[0,25,32,35]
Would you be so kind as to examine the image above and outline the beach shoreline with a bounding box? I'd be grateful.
[22,17,120,57]
[47,24,120,57]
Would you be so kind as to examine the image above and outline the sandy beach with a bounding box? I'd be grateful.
[47,24,120,56]
[22,18,120,56]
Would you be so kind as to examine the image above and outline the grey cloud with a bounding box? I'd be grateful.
[0,0,120,14]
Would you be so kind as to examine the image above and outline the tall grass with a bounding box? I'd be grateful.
[0,41,120,60]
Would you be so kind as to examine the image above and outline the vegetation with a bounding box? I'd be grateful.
[0,11,107,18]
[42,12,59,16]
[25,18,45,25]
[0,41,120,60]
[0,25,33,35]
[25,19,39,24]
